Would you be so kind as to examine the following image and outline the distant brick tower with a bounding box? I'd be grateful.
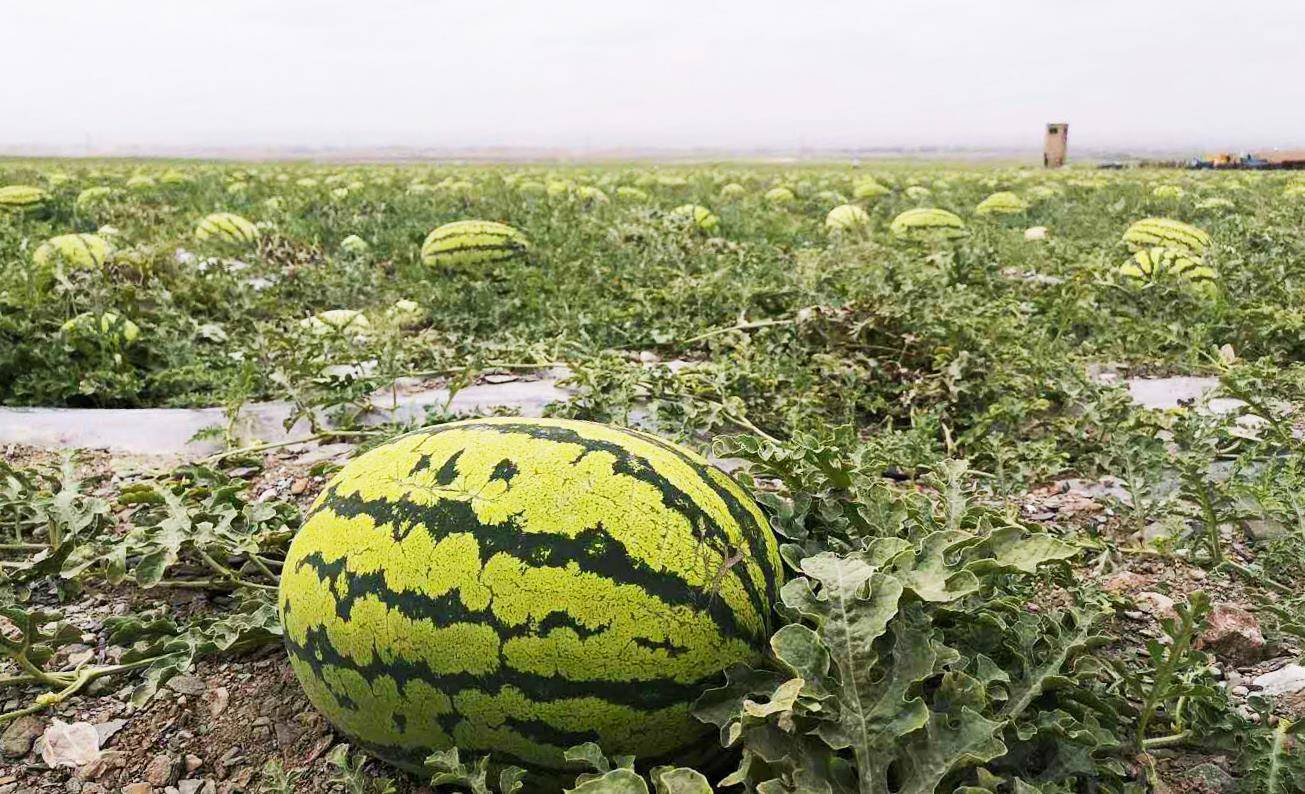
[1044,123,1068,168]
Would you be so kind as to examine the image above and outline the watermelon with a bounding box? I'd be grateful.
[61,311,139,344]
[890,207,967,239]
[719,183,746,200]
[75,186,116,212]
[34,233,113,271]
[195,212,260,245]
[825,204,870,232]
[668,204,719,232]
[975,191,1029,216]
[763,186,795,205]
[340,234,370,255]
[420,221,530,269]
[0,185,50,214]
[614,186,648,202]
[1118,246,1217,294]
[1122,217,1209,255]
[279,418,782,774]
[1151,185,1184,200]
[851,179,890,200]
[575,186,609,205]
[300,309,370,336]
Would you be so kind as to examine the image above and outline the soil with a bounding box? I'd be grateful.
[1,445,1300,793]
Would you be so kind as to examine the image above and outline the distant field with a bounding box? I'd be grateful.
[3,159,1305,792]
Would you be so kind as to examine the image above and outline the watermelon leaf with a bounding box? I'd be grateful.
[564,769,649,794]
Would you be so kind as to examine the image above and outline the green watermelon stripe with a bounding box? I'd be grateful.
[423,421,771,629]
[623,427,780,623]
[306,488,752,644]
[426,241,523,255]
[286,625,708,712]
[300,678,711,781]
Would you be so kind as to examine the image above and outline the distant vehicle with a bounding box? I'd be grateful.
[1188,152,1270,170]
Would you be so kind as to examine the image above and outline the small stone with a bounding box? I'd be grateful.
[1253,664,1305,696]
[1185,761,1234,794]
[185,754,203,773]
[1,715,45,757]
[290,478,309,495]
[206,687,230,717]
[1244,518,1288,542]
[1101,572,1148,594]
[1136,591,1177,620]
[93,719,126,747]
[167,675,206,697]
[75,750,124,781]
[145,753,181,787]
[1232,685,1249,696]
[178,780,204,794]
[121,784,152,794]
[1197,604,1266,666]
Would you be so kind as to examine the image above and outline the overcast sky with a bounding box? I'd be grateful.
[4,1,1305,154]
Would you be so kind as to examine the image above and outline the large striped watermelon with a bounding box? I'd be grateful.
[0,185,50,214]
[195,212,259,245]
[420,220,530,269]
[279,418,782,776]
[1122,217,1209,255]
[1118,245,1217,296]
[33,233,113,271]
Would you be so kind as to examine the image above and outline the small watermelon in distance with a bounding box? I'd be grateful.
[668,204,719,232]
[852,179,890,200]
[975,191,1029,216]
[279,418,783,775]
[195,212,260,246]
[890,207,968,239]
[764,186,796,205]
[719,182,746,200]
[340,234,370,255]
[825,204,870,233]
[420,220,530,269]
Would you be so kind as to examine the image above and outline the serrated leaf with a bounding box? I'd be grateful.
[649,766,712,794]
[498,766,527,794]
[894,531,980,603]
[694,663,783,745]
[565,742,611,774]
[743,677,805,719]
[771,623,832,700]
[893,705,1007,794]
[564,768,649,794]
[966,526,1077,575]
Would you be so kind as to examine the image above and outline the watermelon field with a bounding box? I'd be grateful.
[2,159,1305,793]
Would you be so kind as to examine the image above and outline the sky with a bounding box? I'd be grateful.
[4,0,1305,155]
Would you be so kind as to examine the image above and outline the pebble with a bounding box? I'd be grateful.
[167,676,206,697]
[1232,685,1249,697]
[145,753,180,787]
[121,785,151,794]
[1253,664,1305,696]
[185,754,203,773]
